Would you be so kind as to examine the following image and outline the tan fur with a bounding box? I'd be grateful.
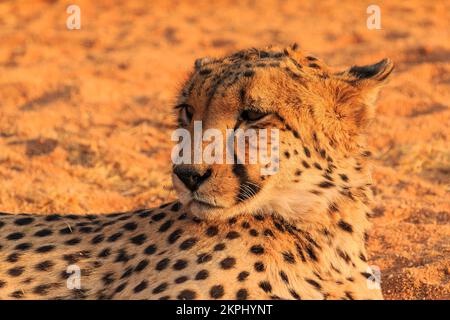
[0,45,393,300]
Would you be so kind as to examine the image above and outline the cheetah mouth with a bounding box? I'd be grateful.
[191,196,224,209]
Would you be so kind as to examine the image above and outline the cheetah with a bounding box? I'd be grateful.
[0,44,393,300]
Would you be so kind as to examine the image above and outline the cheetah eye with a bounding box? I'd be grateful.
[240,110,268,122]
[176,104,194,125]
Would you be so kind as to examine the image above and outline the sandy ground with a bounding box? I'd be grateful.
[0,0,449,299]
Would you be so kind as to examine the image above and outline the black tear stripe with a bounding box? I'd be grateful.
[230,116,261,203]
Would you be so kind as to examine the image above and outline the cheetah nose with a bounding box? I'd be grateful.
[174,166,212,192]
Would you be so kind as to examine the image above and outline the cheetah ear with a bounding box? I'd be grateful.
[346,58,394,82]
[348,58,394,110]
[332,59,394,130]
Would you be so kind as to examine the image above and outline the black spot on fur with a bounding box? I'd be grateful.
[254,214,265,221]
[306,245,318,261]
[115,249,133,263]
[35,245,55,253]
[135,259,149,272]
[59,227,72,235]
[35,260,54,272]
[158,220,173,233]
[152,212,166,221]
[144,244,157,255]
[210,285,224,299]
[10,291,24,299]
[290,289,301,300]
[102,273,115,285]
[168,229,183,244]
[107,232,123,242]
[195,269,209,280]
[238,271,249,281]
[177,289,196,300]
[45,214,61,221]
[314,163,323,170]
[214,243,226,251]
[243,70,255,77]
[236,288,248,300]
[114,282,127,293]
[303,147,311,158]
[79,227,92,234]
[133,280,148,293]
[91,234,104,244]
[8,266,25,277]
[65,238,81,245]
[318,181,334,188]
[220,257,236,269]
[359,253,367,262]
[199,68,212,75]
[338,220,353,233]
[15,243,32,251]
[179,237,197,250]
[206,226,219,237]
[171,202,181,211]
[14,217,34,226]
[280,271,289,283]
[175,276,188,284]
[98,248,111,258]
[254,261,265,272]
[34,229,52,237]
[197,253,212,264]
[152,282,168,294]
[7,232,25,240]
[282,251,296,264]
[306,278,322,290]
[173,259,188,270]
[226,231,240,240]
[345,291,355,300]
[259,281,272,293]
[155,258,170,271]
[250,245,264,255]
[6,253,20,263]
[120,267,133,279]
[33,284,54,296]
[122,222,137,231]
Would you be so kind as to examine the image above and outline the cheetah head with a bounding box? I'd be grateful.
[172,45,393,221]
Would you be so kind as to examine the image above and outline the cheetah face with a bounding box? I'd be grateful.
[172,45,393,221]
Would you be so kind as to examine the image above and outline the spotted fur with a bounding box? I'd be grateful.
[0,45,393,300]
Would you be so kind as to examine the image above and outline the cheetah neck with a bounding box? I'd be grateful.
[261,194,378,299]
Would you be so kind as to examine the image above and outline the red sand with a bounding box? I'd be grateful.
[0,0,449,299]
